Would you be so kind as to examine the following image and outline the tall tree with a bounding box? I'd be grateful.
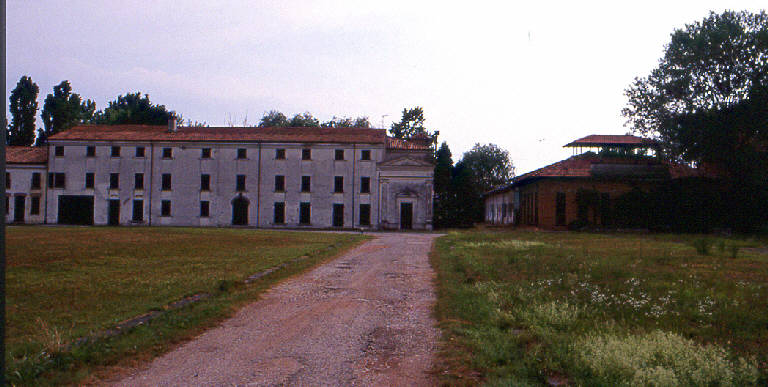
[258,110,289,127]
[389,106,434,139]
[37,80,96,146]
[433,142,455,228]
[93,92,172,125]
[459,143,514,195]
[288,112,320,127]
[7,75,39,146]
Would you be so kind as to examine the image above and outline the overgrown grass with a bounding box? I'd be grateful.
[431,230,768,386]
[6,226,367,385]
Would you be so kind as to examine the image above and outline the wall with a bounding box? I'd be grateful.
[5,164,47,224]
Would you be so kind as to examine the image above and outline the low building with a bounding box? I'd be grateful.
[5,146,48,224]
[6,121,434,230]
[485,135,701,230]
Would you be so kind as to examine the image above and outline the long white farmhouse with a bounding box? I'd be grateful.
[5,119,434,230]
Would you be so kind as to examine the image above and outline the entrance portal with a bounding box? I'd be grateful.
[108,199,120,226]
[58,195,94,225]
[232,196,249,225]
[400,202,413,230]
[332,204,344,227]
[14,196,25,222]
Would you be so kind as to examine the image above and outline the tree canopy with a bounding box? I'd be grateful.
[38,80,95,146]
[459,143,515,194]
[93,92,173,125]
[258,110,289,127]
[389,106,435,139]
[289,112,320,128]
[321,116,371,128]
[7,75,39,146]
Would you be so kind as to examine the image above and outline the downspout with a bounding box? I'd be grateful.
[148,143,154,226]
[44,145,51,224]
[256,142,261,228]
[351,143,356,228]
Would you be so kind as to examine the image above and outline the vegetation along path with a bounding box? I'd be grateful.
[114,233,442,386]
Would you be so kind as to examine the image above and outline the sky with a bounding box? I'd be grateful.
[6,1,767,174]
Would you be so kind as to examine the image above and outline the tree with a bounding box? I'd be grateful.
[389,106,434,139]
[433,142,455,228]
[321,116,371,128]
[258,110,289,127]
[7,75,39,146]
[37,80,96,146]
[623,10,768,231]
[93,92,172,125]
[288,112,320,127]
[459,143,515,195]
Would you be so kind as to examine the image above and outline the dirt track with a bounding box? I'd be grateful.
[113,232,441,386]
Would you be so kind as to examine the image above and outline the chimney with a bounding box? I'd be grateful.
[168,112,177,133]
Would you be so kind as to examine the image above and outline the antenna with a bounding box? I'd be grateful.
[381,114,388,129]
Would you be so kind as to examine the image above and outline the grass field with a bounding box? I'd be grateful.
[5,226,367,386]
[431,230,768,386]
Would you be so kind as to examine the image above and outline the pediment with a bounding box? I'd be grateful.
[378,156,433,168]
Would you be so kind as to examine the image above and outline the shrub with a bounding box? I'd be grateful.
[573,330,759,386]
[691,238,713,255]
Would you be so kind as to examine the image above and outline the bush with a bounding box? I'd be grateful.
[573,330,759,386]
[691,238,713,255]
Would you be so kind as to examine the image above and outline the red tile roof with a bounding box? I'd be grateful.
[6,146,48,164]
[49,125,388,144]
[564,134,656,147]
[386,137,432,150]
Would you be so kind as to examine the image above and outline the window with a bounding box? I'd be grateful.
[5,196,8,215]
[162,174,172,191]
[85,173,94,189]
[332,204,344,227]
[556,192,566,226]
[200,201,210,217]
[55,146,64,157]
[31,196,40,215]
[132,200,143,222]
[135,173,144,190]
[334,176,344,193]
[334,149,344,160]
[275,149,286,159]
[86,146,96,157]
[201,174,210,191]
[360,177,370,194]
[109,173,119,189]
[49,173,66,189]
[299,202,311,224]
[237,148,247,159]
[274,175,285,192]
[135,146,145,157]
[5,173,9,189]
[162,147,172,158]
[273,202,285,224]
[201,148,211,158]
[359,204,371,226]
[301,148,311,160]
[236,175,246,192]
[31,173,41,189]
[301,176,311,192]
[361,150,371,160]
[111,146,121,157]
[161,200,171,217]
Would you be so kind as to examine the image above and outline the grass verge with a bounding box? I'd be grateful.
[431,230,768,386]
[6,226,367,386]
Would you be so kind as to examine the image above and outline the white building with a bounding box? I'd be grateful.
[6,121,434,230]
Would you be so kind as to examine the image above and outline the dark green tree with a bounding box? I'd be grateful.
[389,106,434,139]
[288,112,320,127]
[433,142,455,228]
[93,92,172,125]
[37,80,96,146]
[321,116,371,128]
[459,143,515,195]
[258,110,289,127]
[7,75,39,146]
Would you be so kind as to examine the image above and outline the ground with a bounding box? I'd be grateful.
[111,233,441,386]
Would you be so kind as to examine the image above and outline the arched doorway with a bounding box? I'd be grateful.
[231,195,249,225]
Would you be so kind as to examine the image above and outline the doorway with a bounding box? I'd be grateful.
[332,204,344,227]
[58,195,94,225]
[232,196,249,225]
[400,202,413,230]
[108,199,120,226]
[13,196,25,222]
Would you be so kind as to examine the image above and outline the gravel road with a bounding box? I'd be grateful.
[113,232,442,386]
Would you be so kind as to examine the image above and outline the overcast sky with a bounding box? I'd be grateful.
[6,1,766,174]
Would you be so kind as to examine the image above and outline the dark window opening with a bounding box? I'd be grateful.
[86,146,96,157]
[31,196,40,215]
[334,149,344,160]
[135,173,144,190]
[360,177,370,193]
[55,146,64,157]
[49,173,66,189]
[274,175,285,192]
[109,173,119,189]
[200,201,210,217]
[201,148,211,158]
[301,148,311,160]
[334,176,344,193]
[273,202,285,224]
[301,176,311,192]
[161,200,171,217]
[236,175,247,192]
[332,204,344,227]
[361,150,371,160]
[201,174,210,191]
[162,147,173,158]
[31,173,41,189]
[85,173,94,189]
[237,148,247,159]
[275,149,286,159]
[111,146,121,157]
[359,204,371,226]
[162,174,172,191]
[133,199,143,222]
[5,173,9,189]
[135,146,145,157]
[299,202,311,224]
